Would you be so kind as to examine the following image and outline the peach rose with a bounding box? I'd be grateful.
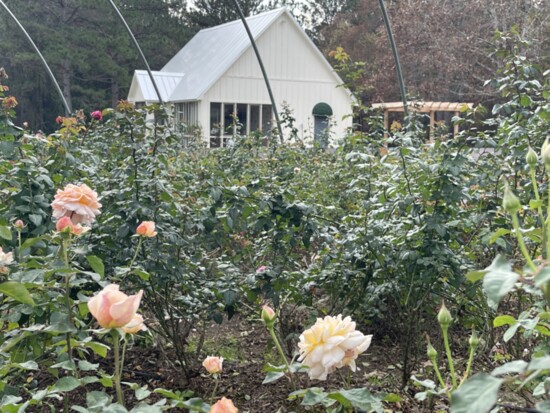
[210,397,238,413]
[136,221,157,237]
[202,356,223,374]
[87,284,143,329]
[121,314,147,334]
[51,183,101,225]
[55,216,89,236]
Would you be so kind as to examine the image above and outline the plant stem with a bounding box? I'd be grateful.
[17,230,21,262]
[61,239,76,377]
[112,330,125,406]
[529,169,544,227]
[267,325,295,389]
[128,236,143,269]
[462,346,476,384]
[511,213,537,272]
[210,376,219,404]
[431,359,448,397]
[441,327,457,390]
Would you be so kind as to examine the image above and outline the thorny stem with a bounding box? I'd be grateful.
[17,229,22,262]
[441,326,457,390]
[267,325,295,390]
[511,213,537,272]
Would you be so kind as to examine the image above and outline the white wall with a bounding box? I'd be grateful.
[201,12,354,144]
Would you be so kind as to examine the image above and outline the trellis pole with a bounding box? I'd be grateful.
[231,0,284,142]
[106,0,164,105]
[0,0,71,115]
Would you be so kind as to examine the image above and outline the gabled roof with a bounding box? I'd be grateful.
[129,7,351,103]
[162,7,286,101]
[128,70,184,102]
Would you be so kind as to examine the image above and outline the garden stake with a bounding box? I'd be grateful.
[0,0,71,115]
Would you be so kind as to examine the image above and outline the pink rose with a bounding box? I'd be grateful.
[136,221,157,237]
[51,183,101,225]
[55,116,63,124]
[202,356,223,374]
[210,397,238,413]
[87,284,143,329]
[14,219,25,230]
[256,266,267,273]
[91,110,103,121]
[261,305,276,326]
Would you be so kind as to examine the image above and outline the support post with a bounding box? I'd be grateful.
[0,0,71,115]
[453,111,459,136]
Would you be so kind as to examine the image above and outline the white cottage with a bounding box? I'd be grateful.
[128,7,354,147]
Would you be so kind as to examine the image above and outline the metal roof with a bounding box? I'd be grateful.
[162,7,286,102]
[131,70,185,102]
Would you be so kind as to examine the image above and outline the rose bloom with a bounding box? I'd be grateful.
[210,397,238,413]
[136,221,157,237]
[55,115,64,124]
[121,314,147,334]
[14,219,25,230]
[298,315,372,380]
[2,96,17,110]
[256,265,267,273]
[51,183,101,225]
[261,305,276,325]
[202,356,223,374]
[0,247,13,267]
[91,110,103,121]
[87,284,143,329]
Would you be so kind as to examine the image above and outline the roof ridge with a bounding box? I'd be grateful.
[198,7,285,33]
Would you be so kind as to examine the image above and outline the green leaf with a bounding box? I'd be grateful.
[54,376,80,392]
[262,371,285,384]
[481,256,518,309]
[383,393,402,402]
[20,236,44,251]
[28,214,43,226]
[536,401,550,413]
[488,228,510,245]
[134,387,151,401]
[86,256,104,277]
[328,388,384,411]
[451,373,502,413]
[85,341,110,358]
[301,388,329,406]
[0,225,12,240]
[180,397,210,412]
[535,268,550,287]
[0,281,35,306]
[493,315,516,327]
[491,360,527,376]
[78,360,99,371]
[131,405,161,413]
[529,199,543,210]
[528,356,550,371]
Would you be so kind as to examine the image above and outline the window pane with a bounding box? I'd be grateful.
[210,102,221,147]
[223,103,235,137]
[236,104,248,135]
[262,105,272,134]
[250,105,260,133]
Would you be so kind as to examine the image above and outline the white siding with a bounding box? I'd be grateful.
[202,12,353,143]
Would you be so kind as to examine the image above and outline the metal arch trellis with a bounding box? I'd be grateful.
[231,0,284,143]
[378,0,409,125]
[0,0,72,116]
[106,0,163,105]
[2,0,406,137]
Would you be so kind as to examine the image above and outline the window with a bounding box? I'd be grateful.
[175,102,199,126]
[210,102,273,147]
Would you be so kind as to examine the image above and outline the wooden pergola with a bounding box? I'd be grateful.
[371,101,474,137]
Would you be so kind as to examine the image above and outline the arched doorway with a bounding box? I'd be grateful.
[312,102,333,144]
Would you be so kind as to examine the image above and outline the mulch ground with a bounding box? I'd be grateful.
[23,315,437,412]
